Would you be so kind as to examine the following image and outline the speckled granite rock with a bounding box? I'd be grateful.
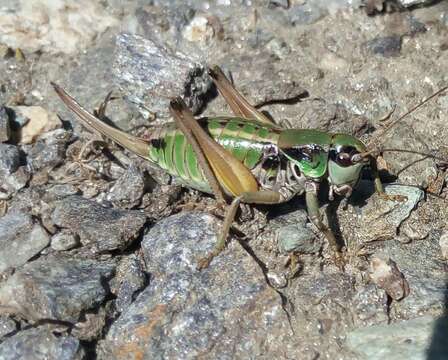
[0,327,85,360]
[52,195,147,252]
[113,33,212,119]
[0,256,116,322]
[0,211,50,272]
[98,212,294,359]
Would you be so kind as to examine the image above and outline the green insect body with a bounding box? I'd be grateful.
[143,116,369,204]
[54,63,425,271]
[145,117,281,194]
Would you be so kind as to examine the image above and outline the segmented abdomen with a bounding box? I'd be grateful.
[147,117,280,193]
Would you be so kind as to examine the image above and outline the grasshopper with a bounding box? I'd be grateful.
[52,66,447,271]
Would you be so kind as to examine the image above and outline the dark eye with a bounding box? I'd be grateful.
[336,153,353,167]
[330,146,359,167]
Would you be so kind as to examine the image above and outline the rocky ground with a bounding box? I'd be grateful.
[0,0,448,359]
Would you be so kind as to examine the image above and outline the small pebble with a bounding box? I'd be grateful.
[439,232,448,259]
[13,106,61,144]
[51,231,79,251]
[370,255,410,301]
[277,224,318,254]
[107,164,145,209]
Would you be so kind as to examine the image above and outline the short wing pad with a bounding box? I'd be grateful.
[170,98,259,197]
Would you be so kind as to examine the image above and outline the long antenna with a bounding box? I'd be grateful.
[381,148,448,164]
[368,86,448,148]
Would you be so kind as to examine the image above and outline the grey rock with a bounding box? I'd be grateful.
[268,208,321,255]
[25,129,69,172]
[266,38,291,59]
[233,56,308,107]
[427,313,448,360]
[349,183,424,243]
[112,254,147,313]
[0,316,17,339]
[132,3,196,46]
[382,185,424,228]
[382,240,446,319]
[290,3,327,25]
[0,211,50,273]
[364,35,402,57]
[0,107,10,142]
[52,196,146,252]
[351,284,389,326]
[247,29,274,49]
[0,0,118,55]
[0,327,85,360]
[0,144,20,175]
[381,124,437,187]
[113,33,212,119]
[0,256,116,322]
[47,184,80,198]
[279,271,357,358]
[6,187,43,214]
[141,212,219,275]
[288,0,363,23]
[99,212,292,359]
[346,316,442,360]
[277,223,318,254]
[0,167,30,200]
[107,164,145,209]
[51,231,79,251]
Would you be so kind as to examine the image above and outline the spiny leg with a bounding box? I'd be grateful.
[305,181,344,270]
[197,190,282,269]
[170,98,272,269]
[208,65,277,126]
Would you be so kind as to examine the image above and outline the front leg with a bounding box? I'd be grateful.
[305,181,344,269]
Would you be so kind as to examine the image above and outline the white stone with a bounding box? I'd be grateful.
[14,106,61,144]
[183,16,214,43]
[439,232,448,259]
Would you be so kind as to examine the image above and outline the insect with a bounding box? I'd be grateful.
[52,66,447,273]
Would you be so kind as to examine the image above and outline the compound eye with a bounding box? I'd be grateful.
[336,152,353,167]
[331,146,360,167]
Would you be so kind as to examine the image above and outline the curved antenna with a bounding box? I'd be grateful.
[357,147,448,165]
[367,86,448,148]
[380,148,448,164]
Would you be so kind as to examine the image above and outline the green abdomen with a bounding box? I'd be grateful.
[147,117,280,193]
